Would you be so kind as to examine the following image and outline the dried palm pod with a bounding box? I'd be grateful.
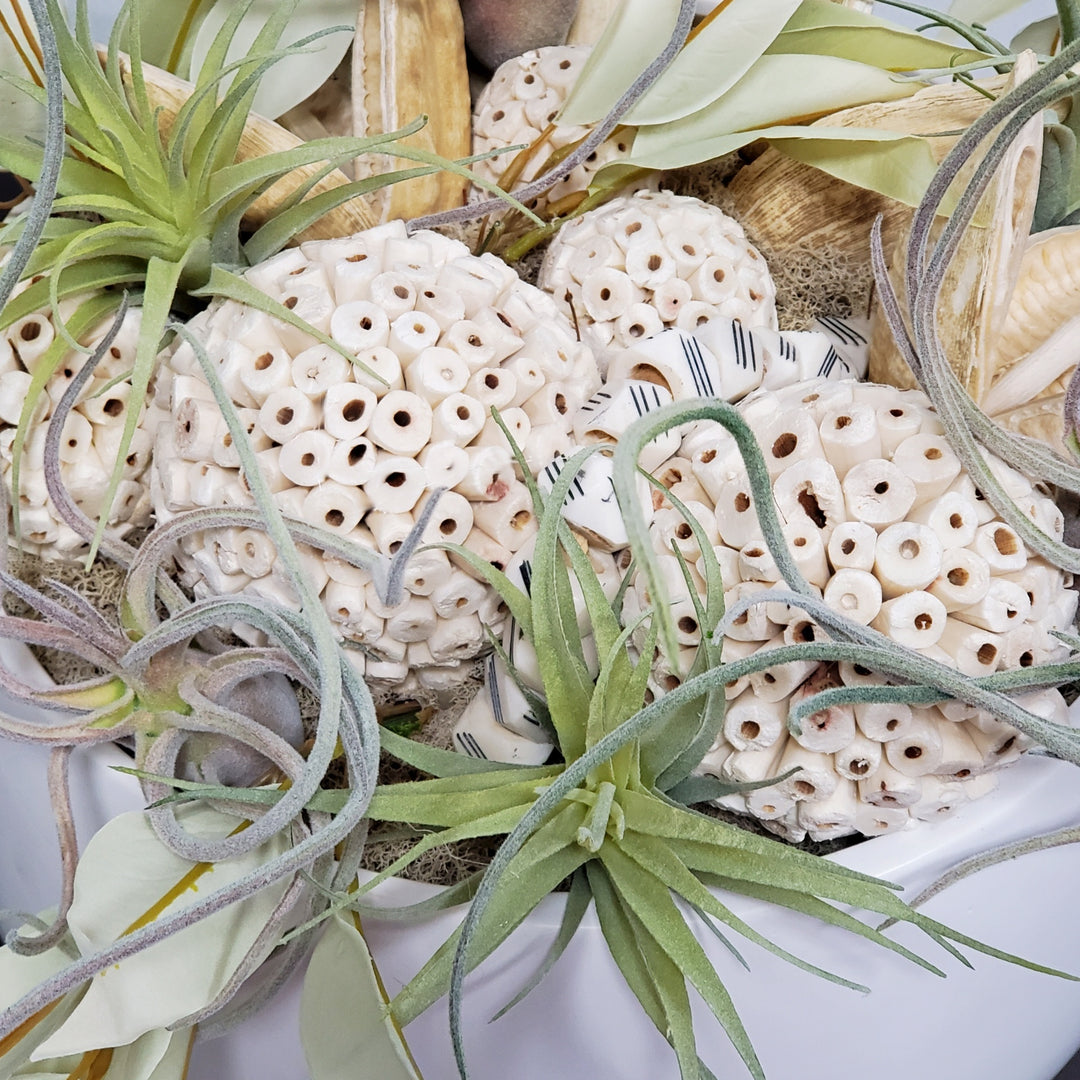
[352,0,472,221]
[538,189,776,355]
[471,45,634,214]
[566,0,619,45]
[150,223,599,688]
[646,377,1074,840]
[0,300,153,559]
[728,71,1019,276]
[868,54,1044,400]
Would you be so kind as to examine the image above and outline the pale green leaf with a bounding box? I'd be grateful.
[300,914,420,1080]
[189,0,355,120]
[557,0,681,126]
[137,0,216,73]
[628,54,920,170]
[0,921,79,1078]
[772,128,940,205]
[33,806,292,1057]
[948,0,1028,22]
[0,38,45,140]
[623,0,804,126]
[768,25,989,71]
[1011,15,1061,55]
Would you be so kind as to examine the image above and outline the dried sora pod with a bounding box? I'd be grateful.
[661,377,1075,841]
[0,301,153,559]
[151,222,600,690]
[471,45,632,212]
[538,190,777,355]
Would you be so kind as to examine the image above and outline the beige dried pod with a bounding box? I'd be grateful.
[352,0,472,221]
[728,70,1018,276]
[566,0,620,45]
[151,223,600,684]
[111,51,375,241]
[868,53,1044,400]
[470,45,634,213]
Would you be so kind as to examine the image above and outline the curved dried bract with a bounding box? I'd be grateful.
[111,52,376,241]
[729,72,1015,273]
[352,0,472,221]
[869,52,1044,400]
[566,0,620,46]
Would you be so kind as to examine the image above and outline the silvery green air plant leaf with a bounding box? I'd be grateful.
[182,422,1065,1080]
[0,0,506,564]
[0,1,45,140]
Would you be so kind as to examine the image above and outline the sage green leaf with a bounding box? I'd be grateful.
[947,0,1028,22]
[490,868,592,1020]
[391,803,588,1026]
[628,54,920,170]
[771,128,941,205]
[588,864,701,1080]
[300,914,420,1080]
[557,0,682,126]
[601,844,764,1080]
[33,805,292,1057]
[622,0,804,126]
[137,0,216,72]
[189,0,355,120]
[1011,15,1061,55]
[768,24,988,71]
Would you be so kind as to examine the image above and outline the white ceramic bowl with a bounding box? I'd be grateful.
[3,638,1080,1080]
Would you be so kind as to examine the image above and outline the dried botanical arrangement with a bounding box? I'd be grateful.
[1,1,1080,1080]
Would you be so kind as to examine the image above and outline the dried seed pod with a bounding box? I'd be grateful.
[539,190,777,354]
[152,223,600,685]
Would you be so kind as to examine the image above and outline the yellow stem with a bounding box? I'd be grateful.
[684,0,738,47]
[0,998,59,1056]
[0,4,42,88]
[166,0,205,74]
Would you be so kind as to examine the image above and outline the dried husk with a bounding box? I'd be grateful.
[566,0,620,46]
[113,51,377,241]
[727,72,1020,283]
[868,53,1045,398]
[352,0,472,221]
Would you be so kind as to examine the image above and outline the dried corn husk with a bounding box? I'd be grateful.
[113,52,376,241]
[868,53,1045,399]
[352,0,472,221]
[728,73,1016,272]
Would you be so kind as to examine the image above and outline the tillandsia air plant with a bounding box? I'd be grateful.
[0,0,529,561]
[0,285,445,1070]
[143,409,1080,1080]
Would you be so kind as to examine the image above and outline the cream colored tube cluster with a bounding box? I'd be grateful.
[471,46,632,211]
[667,377,1075,841]
[538,190,778,358]
[0,302,153,559]
[151,222,599,692]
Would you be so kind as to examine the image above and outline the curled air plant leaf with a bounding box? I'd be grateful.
[0,0,527,564]
[869,35,1080,574]
[0,309,441,1061]
[140,423,1079,1080]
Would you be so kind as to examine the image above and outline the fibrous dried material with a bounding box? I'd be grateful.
[151,222,599,690]
[353,0,472,221]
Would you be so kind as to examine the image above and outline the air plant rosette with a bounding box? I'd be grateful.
[4,1,1080,1080]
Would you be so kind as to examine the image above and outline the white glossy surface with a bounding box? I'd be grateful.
[3,640,1080,1079]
